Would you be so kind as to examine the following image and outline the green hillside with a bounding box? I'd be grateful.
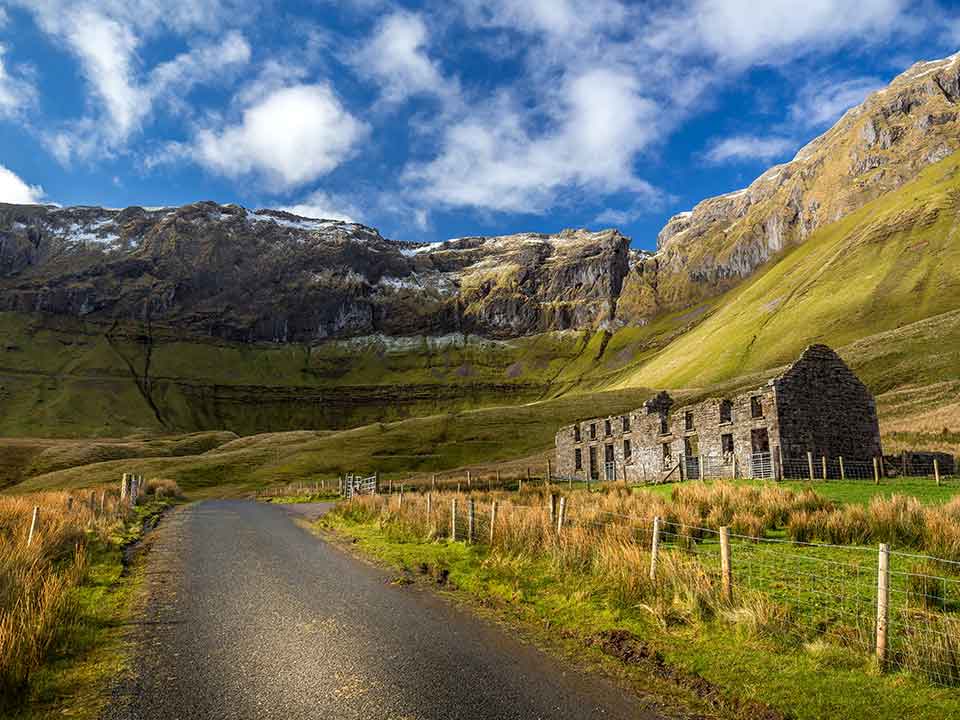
[3,154,960,492]
[619,152,960,390]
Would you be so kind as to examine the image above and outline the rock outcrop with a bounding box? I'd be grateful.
[616,51,960,320]
[0,202,629,342]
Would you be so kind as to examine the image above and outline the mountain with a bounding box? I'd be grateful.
[0,52,958,441]
[0,203,629,342]
[620,52,960,319]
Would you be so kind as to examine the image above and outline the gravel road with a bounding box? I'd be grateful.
[102,500,662,720]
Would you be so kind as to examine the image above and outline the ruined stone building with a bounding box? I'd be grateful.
[555,345,883,482]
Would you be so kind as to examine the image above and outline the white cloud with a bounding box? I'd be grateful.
[705,135,795,164]
[192,84,368,190]
[0,44,35,117]
[463,0,628,42]
[0,165,44,204]
[64,7,145,144]
[14,1,252,161]
[790,76,886,128]
[649,0,909,66]
[406,68,661,212]
[353,12,454,104]
[593,208,634,226]
[149,31,251,109]
[282,190,361,224]
[0,8,8,27]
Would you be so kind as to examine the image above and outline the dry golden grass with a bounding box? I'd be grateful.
[0,479,179,707]
[335,481,960,684]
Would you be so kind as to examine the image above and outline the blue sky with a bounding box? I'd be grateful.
[0,0,957,251]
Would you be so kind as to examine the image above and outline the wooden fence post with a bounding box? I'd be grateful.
[839,456,846,480]
[876,543,890,671]
[650,516,661,581]
[467,470,472,489]
[518,475,523,493]
[934,459,941,486]
[426,492,433,517]
[467,498,475,544]
[450,498,457,541]
[431,473,437,492]
[719,526,733,603]
[873,457,880,485]
[777,446,784,480]
[100,491,106,515]
[556,497,566,535]
[490,501,498,544]
[120,473,128,503]
[546,459,552,485]
[821,456,827,480]
[807,452,814,482]
[549,493,557,525]
[398,485,404,508]
[496,469,501,488]
[27,506,39,547]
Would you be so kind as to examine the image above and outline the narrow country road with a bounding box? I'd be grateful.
[102,500,661,720]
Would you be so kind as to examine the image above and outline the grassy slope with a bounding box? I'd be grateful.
[0,432,238,488]
[0,293,714,439]
[619,152,960,390]
[0,313,598,437]
[13,387,654,495]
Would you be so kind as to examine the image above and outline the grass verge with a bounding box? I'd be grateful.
[2,492,178,719]
[321,493,960,720]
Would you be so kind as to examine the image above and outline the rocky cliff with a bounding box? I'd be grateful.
[0,203,629,342]
[620,52,960,319]
[1,53,958,345]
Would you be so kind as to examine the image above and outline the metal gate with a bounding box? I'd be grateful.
[342,473,378,498]
[684,456,701,480]
[604,462,617,481]
[751,452,773,479]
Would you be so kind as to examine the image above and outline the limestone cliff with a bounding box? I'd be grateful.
[617,51,960,320]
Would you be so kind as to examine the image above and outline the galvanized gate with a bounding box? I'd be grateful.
[751,452,773,479]
[342,473,378,498]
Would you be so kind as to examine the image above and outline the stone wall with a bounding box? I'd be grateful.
[773,344,882,462]
[554,383,780,482]
[555,344,880,482]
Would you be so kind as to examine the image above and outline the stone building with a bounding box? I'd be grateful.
[555,345,882,483]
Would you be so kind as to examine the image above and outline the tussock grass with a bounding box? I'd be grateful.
[333,480,960,687]
[0,481,177,709]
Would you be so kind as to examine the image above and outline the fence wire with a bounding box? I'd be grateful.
[350,488,960,687]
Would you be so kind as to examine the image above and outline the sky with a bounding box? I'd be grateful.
[0,0,957,251]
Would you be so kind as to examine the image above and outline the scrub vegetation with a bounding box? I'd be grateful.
[325,481,960,719]
[0,483,180,717]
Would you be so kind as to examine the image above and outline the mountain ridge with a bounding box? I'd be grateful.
[0,51,958,439]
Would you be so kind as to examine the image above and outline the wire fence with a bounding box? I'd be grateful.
[351,489,960,687]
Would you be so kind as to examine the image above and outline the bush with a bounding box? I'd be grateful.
[145,478,184,499]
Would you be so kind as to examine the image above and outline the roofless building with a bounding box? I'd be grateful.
[555,345,882,482]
